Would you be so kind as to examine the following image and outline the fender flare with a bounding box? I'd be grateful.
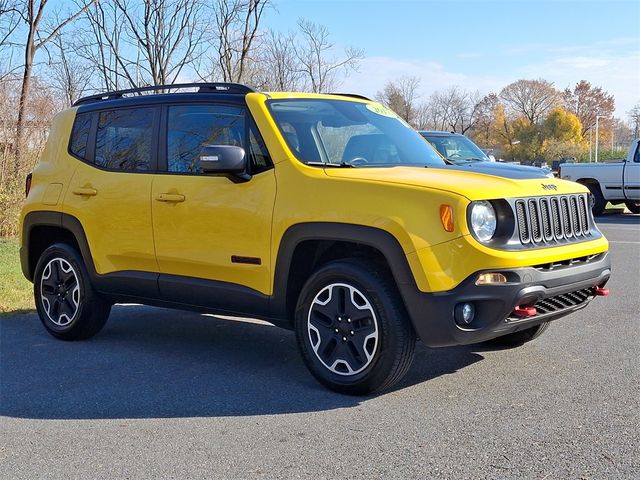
[270,222,418,318]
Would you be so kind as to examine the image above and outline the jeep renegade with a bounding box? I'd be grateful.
[20,83,611,394]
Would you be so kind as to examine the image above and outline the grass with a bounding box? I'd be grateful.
[0,237,34,315]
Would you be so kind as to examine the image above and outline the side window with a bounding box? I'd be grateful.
[167,105,272,174]
[634,143,640,163]
[95,108,154,171]
[248,123,271,173]
[69,112,92,160]
[167,104,245,174]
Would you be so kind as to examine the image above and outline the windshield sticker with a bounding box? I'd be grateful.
[366,103,398,118]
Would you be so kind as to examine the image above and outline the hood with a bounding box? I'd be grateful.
[446,161,552,179]
[323,166,586,201]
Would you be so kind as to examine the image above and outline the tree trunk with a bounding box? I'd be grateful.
[15,17,36,177]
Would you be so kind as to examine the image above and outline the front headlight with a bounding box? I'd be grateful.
[470,200,497,242]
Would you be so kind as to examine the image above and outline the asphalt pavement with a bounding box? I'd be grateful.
[1,213,638,479]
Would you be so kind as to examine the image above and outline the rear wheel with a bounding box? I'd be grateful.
[483,322,550,348]
[624,200,640,214]
[295,260,415,395]
[583,182,606,216]
[34,243,111,340]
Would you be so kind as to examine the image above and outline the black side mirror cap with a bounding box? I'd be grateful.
[199,145,251,182]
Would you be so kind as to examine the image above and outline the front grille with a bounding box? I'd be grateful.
[515,194,591,246]
[507,287,594,322]
[534,288,593,314]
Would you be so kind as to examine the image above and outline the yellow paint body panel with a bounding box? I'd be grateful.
[151,171,276,293]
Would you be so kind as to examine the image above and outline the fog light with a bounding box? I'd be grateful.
[476,272,508,285]
[455,302,475,327]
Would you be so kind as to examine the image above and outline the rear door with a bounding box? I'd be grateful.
[64,106,159,282]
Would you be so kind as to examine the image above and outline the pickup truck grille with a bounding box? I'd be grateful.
[515,194,591,246]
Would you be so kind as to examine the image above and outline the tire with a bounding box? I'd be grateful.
[294,260,416,395]
[624,200,640,214]
[583,182,606,216]
[483,322,550,348]
[34,243,111,340]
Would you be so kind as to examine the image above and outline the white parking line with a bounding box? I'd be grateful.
[608,241,640,244]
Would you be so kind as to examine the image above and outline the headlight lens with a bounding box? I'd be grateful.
[470,201,497,242]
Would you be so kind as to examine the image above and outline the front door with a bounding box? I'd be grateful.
[151,103,276,304]
[624,140,640,200]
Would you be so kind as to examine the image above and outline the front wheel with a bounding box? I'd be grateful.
[295,260,415,395]
[483,322,550,348]
[625,200,640,214]
[34,243,111,340]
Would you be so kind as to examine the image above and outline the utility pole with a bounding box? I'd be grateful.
[589,129,592,162]
[595,115,602,163]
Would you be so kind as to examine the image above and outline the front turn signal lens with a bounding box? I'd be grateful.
[476,272,508,285]
[440,204,454,232]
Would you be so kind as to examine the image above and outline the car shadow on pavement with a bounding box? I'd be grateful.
[1,305,484,420]
[595,212,640,225]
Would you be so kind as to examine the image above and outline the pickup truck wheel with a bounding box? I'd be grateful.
[483,322,550,348]
[583,182,606,216]
[294,260,415,395]
[624,201,640,214]
[34,243,111,341]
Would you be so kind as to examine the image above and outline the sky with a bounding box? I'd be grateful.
[263,0,640,118]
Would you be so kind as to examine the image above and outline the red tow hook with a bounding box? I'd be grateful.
[513,306,537,317]
[594,287,609,297]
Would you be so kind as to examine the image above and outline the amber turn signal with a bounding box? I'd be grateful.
[440,204,454,232]
[476,273,508,285]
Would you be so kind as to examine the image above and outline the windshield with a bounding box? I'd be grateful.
[267,99,445,167]
[421,133,490,163]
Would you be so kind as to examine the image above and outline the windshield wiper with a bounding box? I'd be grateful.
[306,161,355,168]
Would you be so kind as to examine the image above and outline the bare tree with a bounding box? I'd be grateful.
[499,79,560,125]
[46,31,92,106]
[295,19,363,93]
[377,76,421,126]
[629,103,640,139]
[471,93,500,146]
[14,0,98,171]
[211,0,270,83]
[250,29,303,90]
[563,80,615,137]
[418,87,481,133]
[0,0,21,79]
[77,1,136,91]
[114,0,205,86]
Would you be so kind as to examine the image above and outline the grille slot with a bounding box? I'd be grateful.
[515,194,592,247]
[508,287,594,320]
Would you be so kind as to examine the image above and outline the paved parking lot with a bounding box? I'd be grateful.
[1,214,638,479]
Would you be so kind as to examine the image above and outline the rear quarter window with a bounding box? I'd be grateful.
[69,112,92,160]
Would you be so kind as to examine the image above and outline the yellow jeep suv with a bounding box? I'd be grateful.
[20,83,611,394]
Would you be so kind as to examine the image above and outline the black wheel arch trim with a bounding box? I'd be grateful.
[270,222,417,321]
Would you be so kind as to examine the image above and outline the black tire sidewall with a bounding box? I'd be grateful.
[34,243,108,339]
[294,261,413,394]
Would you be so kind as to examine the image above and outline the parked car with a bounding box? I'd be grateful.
[559,139,640,215]
[420,130,554,178]
[20,84,611,394]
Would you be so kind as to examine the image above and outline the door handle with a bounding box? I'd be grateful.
[72,187,97,196]
[156,193,185,203]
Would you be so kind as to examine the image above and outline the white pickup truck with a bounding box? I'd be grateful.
[559,138,640,215]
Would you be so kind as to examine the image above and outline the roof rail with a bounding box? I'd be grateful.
[328,93,371,101]
[73,82,255,106]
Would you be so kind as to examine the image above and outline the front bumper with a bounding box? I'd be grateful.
[399,251,611,347]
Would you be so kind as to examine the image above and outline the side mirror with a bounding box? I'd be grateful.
[199,145,250,181]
